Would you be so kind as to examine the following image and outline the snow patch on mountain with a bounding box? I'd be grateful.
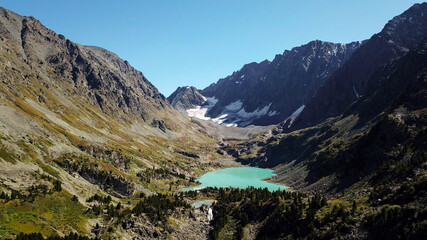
[268,110,279,116]
[186,106,211,121]
[186,98,274,127]
[186,97,218,121]
[353,85,360,98]
[289,105,305,119]
[236,104,271,120]
[320,70,328,78]
[286,105,305,128]
[225,100,243,111]
[211,114,228,124]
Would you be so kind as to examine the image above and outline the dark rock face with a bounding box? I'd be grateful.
[202,60,270,118]
[204,41,361,123]
[79,168,134,198]
[238,37,427,195]
[290,3,427,131]
[0,7,171,126]
[168,86,206,113]
[169,40,362,126]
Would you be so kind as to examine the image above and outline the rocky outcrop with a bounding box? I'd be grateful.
[79,168,134,198]
[168,86,206,113]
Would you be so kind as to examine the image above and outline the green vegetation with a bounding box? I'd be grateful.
[0,191,88,238]
[207,185,427,240]
[132,193,190,222]
[137,167,187,182]
[86,194,112,204]
[53,153,134,198]
[0,176,63,203]
[209,188,336,240]
[366,205,427,240]
[12,232,99,240]
[0,143,17,163]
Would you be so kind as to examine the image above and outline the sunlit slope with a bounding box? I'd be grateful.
[0,7,223,238]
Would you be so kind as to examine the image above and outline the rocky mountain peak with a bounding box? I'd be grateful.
[170,39,362,127]
[381,3,427,47]
[0,7,171,128]
[167,86,206,113]
[203,60,270,97]
[289,2,427,132]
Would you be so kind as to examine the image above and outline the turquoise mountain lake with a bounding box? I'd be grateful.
[183,167,288,192]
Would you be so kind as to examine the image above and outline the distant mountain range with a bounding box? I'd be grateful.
[169,3,427,130]
[169,40,363,127]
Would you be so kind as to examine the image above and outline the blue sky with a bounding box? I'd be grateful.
[0,0,423,96]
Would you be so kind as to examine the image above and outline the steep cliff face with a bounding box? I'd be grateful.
[290,3,427,131]
[169,40,362,126]
[0,7,174,129]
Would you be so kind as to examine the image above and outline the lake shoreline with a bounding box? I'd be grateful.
[181,167,289,192]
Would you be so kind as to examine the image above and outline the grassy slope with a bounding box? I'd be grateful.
[0,191,87,237]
